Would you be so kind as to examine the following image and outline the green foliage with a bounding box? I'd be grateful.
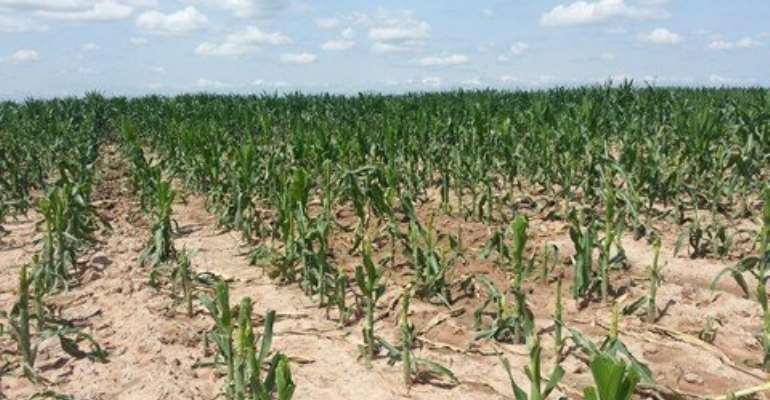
[583,353,640,400]
[355,238,386,367]
[201,282,294,399]
[501,336,564,400]
[378,287,459,388]
[473,276,533,344]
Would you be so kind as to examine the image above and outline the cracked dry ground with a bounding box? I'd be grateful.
[1,146,768,400]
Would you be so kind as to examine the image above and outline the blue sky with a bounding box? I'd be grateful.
[1,0,768,98]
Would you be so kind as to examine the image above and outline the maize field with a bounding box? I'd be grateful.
[1,87,770,399]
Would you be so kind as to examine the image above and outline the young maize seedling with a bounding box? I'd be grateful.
[473,276,533,344]
[406,215,455,305]
[553,278,564,361]
[568,211,598,302]
[355,238,385,367]
[711,186,770,370]
[9,265,36,380]
[233,299,295,400]
[34,181,100,295]
[510,215,530,343]
[201,281,235,396]
[599,180,620,302]
[500,335,565,400]
[178,251,195,317]
[698,317,721,344]
[378,286,459,388]
[331,270,351,327]
[142,177,177,277]
[647,238,664,323]
[568,307,653,383]
[583,353,640,400]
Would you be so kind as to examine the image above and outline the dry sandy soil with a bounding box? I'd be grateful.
[1,148,768,400]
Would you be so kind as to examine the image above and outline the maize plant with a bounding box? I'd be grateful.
[201,281,294,399]
[378,286,459,388]
[405,216,456,305]
[711,186,770,370]
[7,264,108,383]
[8,265,35,380]
[234,299,295,400]
[569,211,599,302]
[583,353,640,400]
[500,335,565,400]
[355,238,386,368]
[553,279,564,360]
[568,307,653,383]
[34,180,100,295]
[142,177,177,275]
[509,215,530,343]
[599,179,626,302]
[473,276,533,343]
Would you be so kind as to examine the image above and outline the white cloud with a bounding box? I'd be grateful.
[129,37,148,46]
[640,28,681,45]
[33,1,132,22]
[4,49,40,63]
[77,66,96,74]
[421,76,442,87]
[316,17,339,29]
[500,75,521,83]
[368,9,430,53]
[196,26,291,56]
[708,37,761,50]
[461,77,484,86]
[279,52,316,64]
[509,41,529,55]
[136,6,207,34]
[0,0,88,11]
[216,0,287,18]
[417,54,469,67]
[482,8,494,18]
[0,15,49,32]
[149,65,165,73]
[371,42,408,53]
[196,78,233,88]
[321,39,355,51]
[369,16,429,42]
[340,27,354,39]
[252,79,288,87]
[82,42,98,51]
[540,0,667,27]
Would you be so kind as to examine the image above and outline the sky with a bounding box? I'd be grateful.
[0,0,769,98]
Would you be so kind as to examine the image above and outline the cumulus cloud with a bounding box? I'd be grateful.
[4,49,40,63]
[421,76,442,87]
[708,37,761,50]
[196,78,233,88]
[316,17,339,29]
[417,54,469,67]
[136,6,207,34]
[217,0,287,18]
[321,39,355,51]
[31,1,133,22]
[640,28,681,45]
[0,15,48,32]
[368,9,430,52]
[82,42,99,51]
[279,52,316,64]
[540,0,668,27]
[196,26,291,56]
[509,41,529,55]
